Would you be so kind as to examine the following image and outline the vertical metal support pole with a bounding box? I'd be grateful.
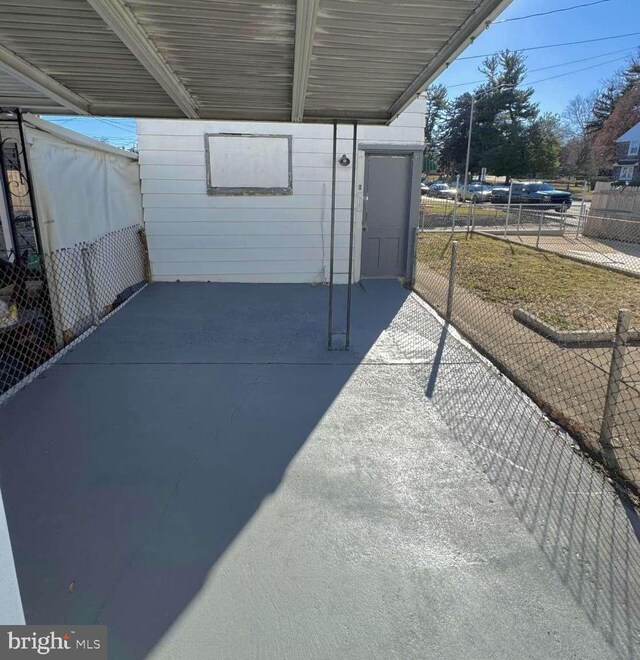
[462,96,475,197]
[446,240,458,322]
[516,203,522,233]
[466,200,473,237]
[345,122,358,350]
[0,125,21,265]
[327,122,338,350]
[504,180,513,237]
[81,245,99,325]
[16,109,45,260]
[599,308,631,468]
[451,174,460,231]
[536,212,543,249]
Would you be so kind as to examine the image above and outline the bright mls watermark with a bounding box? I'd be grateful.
[0,627,106,659]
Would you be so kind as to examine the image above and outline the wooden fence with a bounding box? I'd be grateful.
[591,184,640,219]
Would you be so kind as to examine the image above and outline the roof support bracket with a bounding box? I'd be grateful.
[0,45,89,115]
[87,0,199,119]
[291,0,319,122]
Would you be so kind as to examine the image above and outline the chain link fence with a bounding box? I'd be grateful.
[0,224,148,398]
[415,199,640,498]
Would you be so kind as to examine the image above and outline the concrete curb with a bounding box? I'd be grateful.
[513,308,640,348]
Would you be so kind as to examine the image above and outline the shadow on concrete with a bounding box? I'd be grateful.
[405,302,640,660]
[0,281,408,658]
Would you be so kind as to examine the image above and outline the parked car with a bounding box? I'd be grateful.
[421,182,430,196]
[489,181,572,211]
[459,182,493,203]
[426,182,458,200]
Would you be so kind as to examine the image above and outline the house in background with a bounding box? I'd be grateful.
[613,121,640,183]
[137,97,425,285]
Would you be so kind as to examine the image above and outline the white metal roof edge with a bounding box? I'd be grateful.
[616,122,640,143]
[23,114,138,160]
[386,0,515,124]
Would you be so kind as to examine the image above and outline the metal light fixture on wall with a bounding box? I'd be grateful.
[338,154,350,166]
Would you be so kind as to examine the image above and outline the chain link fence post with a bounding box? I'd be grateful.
[81,245,99,326]
[451,174,460,231]
[446,240,458,322]
[536,211,543,249]
[577,180,588,237]
[599,308,631,470]
[467,201,476,239]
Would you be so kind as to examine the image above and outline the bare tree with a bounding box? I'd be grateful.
[562,92,597,138]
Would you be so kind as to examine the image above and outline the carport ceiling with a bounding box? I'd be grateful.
[0,0,512,124]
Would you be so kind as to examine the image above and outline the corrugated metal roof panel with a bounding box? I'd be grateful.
[0,0,177,112]
[126,0,296,120]
[304,0,480,120]
[0,68,63,110]
[0,0,512,123]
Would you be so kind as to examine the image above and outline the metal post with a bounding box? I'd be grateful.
[536,212,543,249]
[599,308,631,468]
[81,245,99,325]
[466,199,473,237]
[327,121,337,349]
[516,203,522,234]
[345,122,358,350]
[16,109,45,260]
[451,174,460,231]
[462,96,475,198]
[0,127,20,265]
[446,240,458,322]
[468,201,476,239]
[577,179,588,236]
[504,180,513,237]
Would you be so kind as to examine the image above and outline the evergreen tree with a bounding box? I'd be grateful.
[527,114,562,177]
[474,50,537,177]
[587,80,624,134]
[424,84,448,164]
[439,93,476,175]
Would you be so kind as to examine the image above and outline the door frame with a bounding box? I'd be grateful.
[358,143,423,282]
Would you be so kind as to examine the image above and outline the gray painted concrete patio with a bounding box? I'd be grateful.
[0,280,639,659]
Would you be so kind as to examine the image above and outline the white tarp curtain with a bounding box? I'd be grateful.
[25,126,143,342]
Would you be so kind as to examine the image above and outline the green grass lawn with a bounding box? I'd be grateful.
[417,232,640,331]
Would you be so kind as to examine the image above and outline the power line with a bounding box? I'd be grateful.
[526,55,630,85]
[445,55,631,98]
[493,0,613,24]
[458,31,640,61]
[446,47,636,89]
[92,117,137,135]
[47,114,137,135]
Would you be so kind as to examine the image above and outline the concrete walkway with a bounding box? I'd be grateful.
[0,281,638,659]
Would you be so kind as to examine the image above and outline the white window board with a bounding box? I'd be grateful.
[205,133,292,195]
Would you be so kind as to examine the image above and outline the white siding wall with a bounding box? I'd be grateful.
[137,98,425,283]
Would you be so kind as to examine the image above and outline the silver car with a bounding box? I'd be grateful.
[426,183,458,200]
[459,182,493,203]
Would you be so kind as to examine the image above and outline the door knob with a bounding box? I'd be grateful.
[362,224,368,232]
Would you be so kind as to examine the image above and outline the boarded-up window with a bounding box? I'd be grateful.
[205,133,292,195]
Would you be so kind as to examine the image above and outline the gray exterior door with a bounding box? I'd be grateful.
[361,154,411,278]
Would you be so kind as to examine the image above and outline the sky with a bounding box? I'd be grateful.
[434,0,640,112]
[42,0,640,146]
